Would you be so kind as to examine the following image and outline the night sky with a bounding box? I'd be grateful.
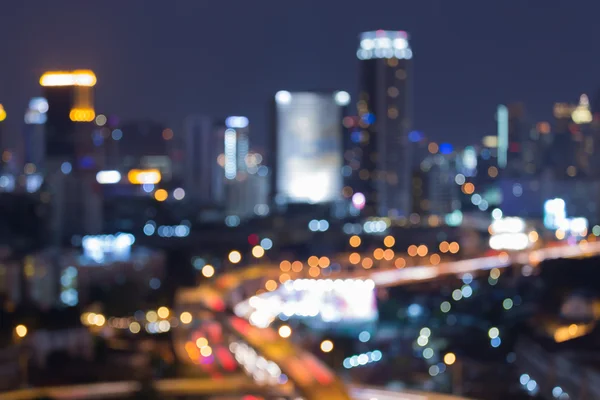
[1,0,600,150]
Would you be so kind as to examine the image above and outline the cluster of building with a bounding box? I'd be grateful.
[0,31,599,311]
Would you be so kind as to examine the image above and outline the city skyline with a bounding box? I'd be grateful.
[1,0,600,150]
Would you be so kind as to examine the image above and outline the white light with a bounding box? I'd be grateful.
[569,217,588,235]
[173,188,185,200]
[275,91,292,104]
[490,217,526,234]
[489,233,529,251]
[359,331,371,343]
[96,170,121,184]
[224,128,237,180]
[360,38,374,50]
[520,374,530,385]
[29,97,49,113]
[334,91,351,106]
[492,208,503,220]
[225,116,249,129]
[552,387,563,398]
[488,327,499,339]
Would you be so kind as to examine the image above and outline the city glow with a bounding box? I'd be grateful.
[128,169,162,184]
[96,170,121,184]
[40,70,97,87]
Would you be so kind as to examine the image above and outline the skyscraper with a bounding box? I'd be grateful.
[183,115,220,204]
[353,30,413,217]
[272,91,348,205]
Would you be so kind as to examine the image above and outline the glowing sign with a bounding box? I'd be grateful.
[40,70,97,87]
[225,116,249,129]
[96,170,122,184]
[69,108,95,122]
[275,92,343,204]
[127,169,162,185]
[0,104,6,122]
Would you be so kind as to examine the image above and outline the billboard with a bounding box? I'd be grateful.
[275,92,344,204]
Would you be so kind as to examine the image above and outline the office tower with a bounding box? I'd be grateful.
[24,97,48,170]
[40,70,102,241]
[354,30,413,217]
[272,91,348,205]
[183,115,220,204]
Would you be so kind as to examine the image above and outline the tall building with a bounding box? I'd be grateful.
[183,115,221,204]
[272,91,348,205]
[24,97,48,170]
[353,30,413,217]
[40,70,102,241]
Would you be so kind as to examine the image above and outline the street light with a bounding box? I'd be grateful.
[15,325,27,338]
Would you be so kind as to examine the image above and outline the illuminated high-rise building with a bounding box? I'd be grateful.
[24,97,49,170]
[353,30,413,217]
[272,91,348,205]
[40,70,102,242]
[40,70,96,161]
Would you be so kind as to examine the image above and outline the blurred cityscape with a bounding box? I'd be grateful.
[1,19,600,400]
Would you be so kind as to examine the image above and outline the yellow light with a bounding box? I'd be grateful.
[395,257,406,268]
[439,241,449,253]
[488,166,499,178]
[228,250,242,264]
[157,306,170,319]
[15,325,27,338]
[407,245,418,257]
[417,245,428,257]
[383,249,395,261]
[280,260,291,272]
[86,313,97,326]
[279,325,292,338]
[349,235,362,248]
[291,261,303,272]
[69,108,95,122]
[146,311,158,323]
[320,340,334,353]
[40,70,97,87]
[568,324,578,336]
[265,279,278,291]
[528,231,539,243]
[318,256,330,268]
[490,268,501,279]
[361,257,373,269]
[428,142,439,154]
[309,266,321,277]
[556,229,566,240]
[128,169,162,185]
[154,189,168,202]
[252,246,265,258]
[308,256,319,267]
[444,352,456,365]
[373,248,384,260]
[180,312,193,324]
[200,346,212,357]
[95,314,106,327]
[462,182,475,195]
[202,264,215,278]
[129,321,141,334]
[196,337,208,348]
[383,235,395,248]
[349,252,361,265]
[0,105,6,122]
[448,242,460,254]
[430,253,441,265]
[279,273,291,283]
